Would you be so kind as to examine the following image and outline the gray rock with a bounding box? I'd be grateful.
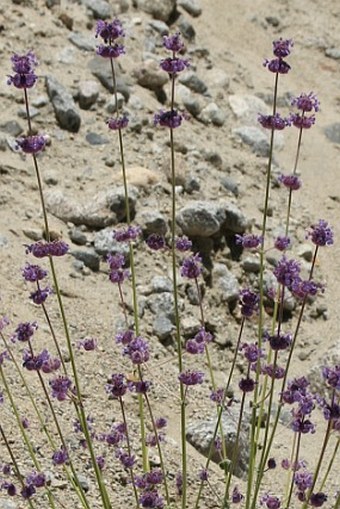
[0,500,18,509]
[177,15,196,40]
[0,136,7,151]
[43,171,59,185]
[147,292,176,322]
[0,120,23,136]
[233,126,270,156]
[105,93,125,114]
[45,189,84,225]
[183,95,203,117]
[68,32,94,52]
[58,46,77,65]
[32,95,49,108]
[46,75,81,132]
[212,263,239,304]
[134,59,168,90]
[177,201,226,237]
[325,47,340,59]
[133,0,176,22]
[78,80,99,110]
[88,58,130,100]
[200,103,226,126]
[242,255,261,273]
[81,0,112,19]
[177,0,202,17]
[0,235,8,248]
[186,407,249,477]
[184,174,200,193]
[94,228,129,257]
[297,243,313,262]
[71,249,100,271]
[324,123,340,144]
[224,203,249,234]
[148,20,169,35]
[69,227,87,246]
[153,314,175,341]
[74,473,90,492]
[150,276,172,293]
[179,71,207,95]
[204,150,223,168]
[308,340,340,399]
[181,316,201,336]
[221,176,239,196]
[18,106,40,119]
[229,94,268,123]
[138,210,168,236]
[85,132,109,145]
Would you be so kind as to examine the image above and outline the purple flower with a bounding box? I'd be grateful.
[239,377,256,393]
[26,472,45,488]
[178,370,204,386]
[291,418,315,434]
[50,376,73,401]
[21,484,36,499]
[180,253,202,279]
[107,252,125,269]
[123,337,149,364]
[115,329,134,345]
[198,468,209,481]
[291,92,319,112]
[23,348,50,371]
[0,316,10,332]
[0,351,9,366]
[272,38,294,58]
[21,417,30,429]
[186,339,205,354]
[273,256,300,288]
[107,115,129,130]
[128,380,151,394]
[26,240,69,258]
[16,135,47,154]
[96,456,105,471]
[261,363,285,379]
[294,471,313,491]
[290,278,322,300]
[274,236,291,251]
[210,387,224,404]
[175,236,192,251]
[22,263,47,282]
[239,288,259,317]
[322,365,340,390]
[106,373,128,398]
[260,493,281,509]
[2,482,16,496]
[240,342,263,362]
[267,458,276,469]
[307,220,334,247]
[160,57,189,74]
[116,449,135,468]
[278,173,302,190]
[29,286,52,305]
[146,234,166,250]
[232,486,244,503]
[258,113,288,130]
[155,417,167,429]
[52,447,68,465]
[139,490,164,508]
[41,355,61,374]
[109,268,129,284]
[12,321,38,342]
[163,33,185,53]
[154,109,185,128]
[113,225,141,242]
[7,51,38,89]
[266,331,292,351]
[310,493,327,507]
[288,113,315,129]
[281,376,310,404]
[264,58,291,74]
[97,44,125,59]
[235,233,263,249]
[175,471,183,496]
[77,337,97,351]
[95,19,125,42]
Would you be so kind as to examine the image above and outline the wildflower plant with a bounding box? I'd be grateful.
[0,16,339,509]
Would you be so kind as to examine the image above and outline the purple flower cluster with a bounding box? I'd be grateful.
[282,376,316,434]
[29,286,52,305]
[163,33,185,53]
[288,92,319,129]
[185,328,212,354]
[307,219,334,247]
[240,342,263,363]
[264,330,292,351]
[107,115,129,130]
[322,365,340,390]
[178,370,204,386]
[273,256,300,288]
[12,321,38,342]
[146,234,166,250]
[258,113,288,130]
[26,240,69,258]
[160,57,189,74]
[23,349,60,373]
[95,19,125,59]
[115,329,149,364]
[16,135,47,155]
[52,447,68,466]
[77,337,97,351]
[260,493,281,509]
[235,233,263,249]
[115,448,135,468]
[278,173,302,191]
[107,253,129,284]
[22,263,47,282]
[239,377,256,393]
[239,288,259,317]
[175,236,192,251]
[264,38,293,74]
[113,225,142,242]
[7,51,38,89]
[274,235,291,251]
[106,373,128,398]
[154,109,185,129]
[180,253,202,279]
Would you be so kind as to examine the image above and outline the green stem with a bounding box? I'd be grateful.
[318,436,340,491]
[119,398,140,507]
[285,430,302,509]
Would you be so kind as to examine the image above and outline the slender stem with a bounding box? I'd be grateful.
[318,436,340,490]
[119,398,140,507]
[285,430,302,509]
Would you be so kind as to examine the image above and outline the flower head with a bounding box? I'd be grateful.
[278,173,302,190]
[307,220,334,247]
[291,92,319,112]
[239,377,256,393]
[178,370,204,386]
[180,253,202,279]
[273,256,300,288]
[175,236,192,251]
[22,263,48,282]
[12,321,38,342]
[154,109,185,129]
[26,240,69,258]
[29,286,52,305]
[288,113,315,129]
[7,51,38,89]
[163,33,185,53]
[16,135,47,154]
[160,57,189,74]
[96,44,125,59]
[264,58,291,74]
[239,288,259,317]
[113,225,141,242]
[77,337,97,351]
[272,38,294,58]
[146,234,166,250]
[52,447,68,466]
[95,19,125,42]
[107,115,129,130]
[106,373,128,398]
[235,233,263,249]
[258,113,288,130]
[123,337,149,364]
[274,236,291,251]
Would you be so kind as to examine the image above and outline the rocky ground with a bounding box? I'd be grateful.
[0,0,340,508]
